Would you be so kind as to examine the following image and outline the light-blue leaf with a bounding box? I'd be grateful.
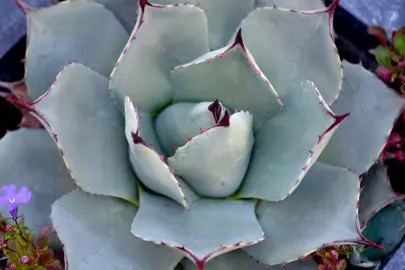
[319,61,405,174]
[32,63,138,203]
[124,97,192,207]
[109,1,209,113]
[25,1,129,99]
[182,249,318,270]
[51,189,182,270]
[172,31,283,130]
[0,129,75,237]
[237,81,345,201]
[131,190,263,268]
[167,110,254,198]
[244,162,361,265]
[240,4,341,105]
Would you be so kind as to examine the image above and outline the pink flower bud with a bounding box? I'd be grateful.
[21,255,29,264]
[6,224,13,232]
[9,265,16,270]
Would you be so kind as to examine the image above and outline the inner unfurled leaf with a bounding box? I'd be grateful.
[171,30,283,130]
[167,108,254,198]
[155,101,228,156]
[124,97,193,208]
[131,190,263,268]
[244,162,361,265]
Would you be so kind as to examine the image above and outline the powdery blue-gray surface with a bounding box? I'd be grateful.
[340,0,405,36]
[0,0,51,58]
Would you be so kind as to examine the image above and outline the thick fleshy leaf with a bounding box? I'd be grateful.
[319,61,405,175]
[150,0,254,50]
[31,63,138,203]
[25,1,129,99]
[168,111,254,198]
[181,249,318,270]
[0,129,75,236]
[354,204,405,263]
[155,101,228,156]
[241,1,341,105]
[72,0,139,32]
[237,81,347,201]
[124,97,191,207]
[172,31,283,129]
[52,189,182,270]
[244,162,361,265]
[131,191,263,268]
[358,160,405,227]
[109,1,209,113]
[255,0,325,9]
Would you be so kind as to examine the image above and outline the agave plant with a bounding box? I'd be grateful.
[1,0,405,269]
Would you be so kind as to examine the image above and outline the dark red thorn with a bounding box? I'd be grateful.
[208,99,222,123]
[131,131,145,145]
[139,0,151,12]
[216,111,230,127]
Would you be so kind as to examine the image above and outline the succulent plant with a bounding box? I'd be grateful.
[1,0,405,269]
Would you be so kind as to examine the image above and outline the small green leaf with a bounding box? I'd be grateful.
[371,45,393,67]
[393,31,405,54]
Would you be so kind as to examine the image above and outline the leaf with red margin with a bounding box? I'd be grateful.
[181,249,318,270]
[131,190,264,270]
[151,0,255,50]
[71,0,139,32]
[318,61,405,175]
[368,26,388,47]
[172,30,283,130]
[25,63,138,204]
[243,162,381,265]
[241,0,341,105]
[255,0,326,10]
[236,80,348,201]
[109,0,209,113]
[124,97,195,208]
[22,0,129,99]
[0,129,75,239]
[154,101,228,156]
[167,106,254,198]
[358,160,405,227]
[51,189,182,270]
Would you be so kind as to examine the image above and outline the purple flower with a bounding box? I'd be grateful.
[0,185,31,218]
[21,255,29,264]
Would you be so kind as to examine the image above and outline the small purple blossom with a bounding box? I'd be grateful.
[9,265,16,270]
[21,255,29,264]
[0,185,31,219]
